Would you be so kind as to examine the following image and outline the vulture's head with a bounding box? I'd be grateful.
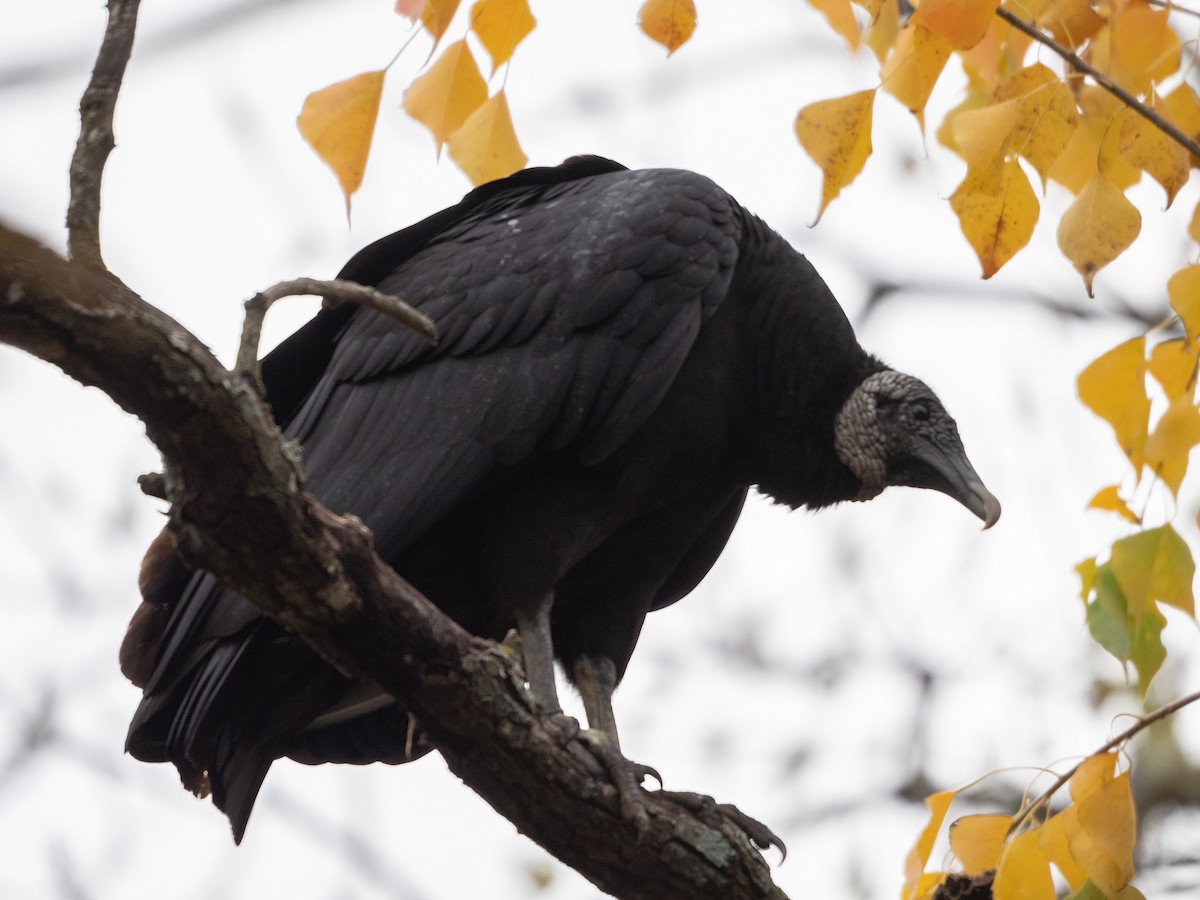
[834,371,1001,528]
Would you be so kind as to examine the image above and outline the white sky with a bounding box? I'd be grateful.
[2,1,1199,898]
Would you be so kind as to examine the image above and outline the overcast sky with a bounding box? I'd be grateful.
[2,2,1198,898]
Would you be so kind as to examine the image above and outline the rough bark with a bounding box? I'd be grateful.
[0,224,787,898]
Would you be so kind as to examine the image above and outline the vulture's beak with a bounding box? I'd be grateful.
[906,438,1001,529]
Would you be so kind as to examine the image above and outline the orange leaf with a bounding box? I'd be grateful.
[421,0,463,42]
[1049,87,1141,194]
[911,0,994,51]
[395,0,426,20]
[638,0,697,55]
[949,814,1011,875]
[881,24,953,131]
[950,158,1039,278]
[403,39,488,149]
[1087,486,1139,523]
[794,89,876,223]
[1077,336,1150,470]
[810,0,861,51]
[902,790,957,899]
[1032,0,1104,50]
[446,90,527,185]
[1119,105,1189,207]
[470,0,536,72]
[1112,3,1180,86]
[297,70,386,216]
[1168,265,1200,342]
[1056,175,1140,295]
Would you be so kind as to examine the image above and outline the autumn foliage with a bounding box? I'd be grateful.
[295,2,1200,896]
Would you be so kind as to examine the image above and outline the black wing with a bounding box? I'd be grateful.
[126,158,744,839]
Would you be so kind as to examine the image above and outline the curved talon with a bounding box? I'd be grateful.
[658,789,787,863]
[574,729,658,837]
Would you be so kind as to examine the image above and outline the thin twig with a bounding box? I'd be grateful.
[67,0,141,270]
[1007,687,1200,836]
[236,277,437,385]
[996,7,1200,160]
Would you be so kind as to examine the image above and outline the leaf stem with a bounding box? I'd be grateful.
[1008,687,1200,835]
[996,6,1200,160]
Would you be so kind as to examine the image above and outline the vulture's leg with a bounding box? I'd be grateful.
[514,592,564,715]
[572,655,661,835]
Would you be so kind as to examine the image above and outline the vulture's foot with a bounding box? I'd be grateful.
[658,790,787,862]
[574,729,662,837]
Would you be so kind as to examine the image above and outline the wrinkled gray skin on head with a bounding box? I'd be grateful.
[834,370,1001,527]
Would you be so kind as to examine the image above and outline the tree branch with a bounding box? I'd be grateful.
[0,224,787,898]
[995,6,1200,160]
[236,277,437,385]
[67,0,141,270]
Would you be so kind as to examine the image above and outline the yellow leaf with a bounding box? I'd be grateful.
[1190,198,1200,244]
[446,90,527,185]
[902,790,957,899]
[1050,88,1142,194]
[638,0,697,55]
[994,64,1078,188]
[1067,763,1136,892]
[1069,752,1117,803]
[421,0,463,42]
[1145,397,1200,493]
[297,70,386,216]
[910,0,994,51]
[864,0,899,65]
[1087,486,1139,523]
[1110,524,1196,617]
[950,98,1021,168]
[1168,265,1200,342]
[852,0,881,18]
[950,158,1039,278]
[403,40,488,149]
[1112,3,1180,87]
[470,0,536,72]
[1161,84,1200,165]
[795,89,876,223]
[1076,336,1150,469]
[1057,175,1141,295]
[949,814,1011,874]
[1039,809,1088,891]
[1032,0,1104,50]
[938,88,988,156]
[810,0,861,51]
[1076,556,1098,604]
[994,827,1056,900]
[1148,338,1197,400]
[1120,106,1189,207]
[881,24,953,131]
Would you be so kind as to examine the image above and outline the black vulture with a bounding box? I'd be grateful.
[122,156,1000,842]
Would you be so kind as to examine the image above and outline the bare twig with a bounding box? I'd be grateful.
[67,0,141,270]
[236,277,436,385]
[1008,687,1200,836]
[996,7,1200,160]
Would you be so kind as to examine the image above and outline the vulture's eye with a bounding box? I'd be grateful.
[910,401,931,422]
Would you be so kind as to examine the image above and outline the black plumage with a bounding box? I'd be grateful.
[123,156,999,841]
